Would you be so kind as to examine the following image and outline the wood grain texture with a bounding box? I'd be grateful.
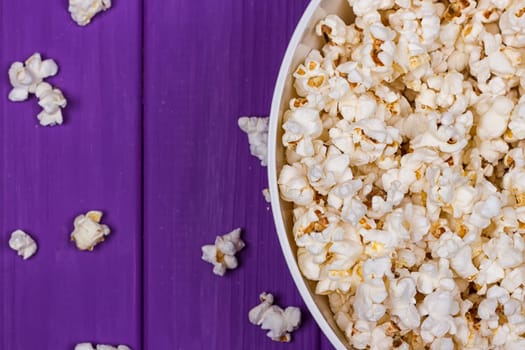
[1,0,337,348]
[144,0,333,349]
[0,0,142,348]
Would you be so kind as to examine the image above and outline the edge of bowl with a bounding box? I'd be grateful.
[268,1,349,349]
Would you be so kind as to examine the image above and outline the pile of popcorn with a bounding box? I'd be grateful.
[278,0,525,348]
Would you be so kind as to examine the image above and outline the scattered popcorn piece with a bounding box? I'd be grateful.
[35,82,67,126]
[69,0,112,26]
[201,228,244,276]
[262,188,271,203]
[74,343,131,350]
[238,116,269,166]
[249,292,301,342]
[71,210,111,251]
[8,229,37,260]
[8,53,58,102]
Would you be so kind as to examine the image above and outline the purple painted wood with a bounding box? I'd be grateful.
[0,1,142,349]
[144,0,333,349]
[1,0,337,348]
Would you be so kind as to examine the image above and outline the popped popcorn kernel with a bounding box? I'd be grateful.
[249,292,301,342]
[238,116,269,166]
[71,210,111,251]
[8,229,37,260]
[69,0,112,26]
[7,53,58,102]
[201,228,244,276]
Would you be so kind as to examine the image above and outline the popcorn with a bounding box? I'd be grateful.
[201,228,244,276]
[74,343,131,350]
[500,2,525,47]
[316,15,348,45]
[282,108,322,157]
[419,290,459,343]
[69,0,112,26]
[262,188,271,203]
[248,292,301,342]
[413,259,455,295]
[238,116,269,166]
[8,53,58,102]
[278,164,314,206]
[71,210,111,251]
[388,277,420,330]
[278,2,525,347]
[8,229,37,260]
[35,82,67,126]
[431,232,478,278]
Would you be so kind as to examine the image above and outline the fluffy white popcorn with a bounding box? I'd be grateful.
[431,232,478,278]
[413,259,455,295]
[248,292,301,342]
[477,96,514,140]
[74,343,131,350]
[8,53,58,102]
[278,164,314,206]
[282,108,322,157]
[8,229,37,260]
[278,1,525,347]
[69,0,112,26]
[387,277,420,330]
[238,116,269,166]
[201,228,244,276]
[35,82,67,126]
[262,188,271,203]
[71,210,111,251]
[500,2,525,47]
[419,290,459,343]
[316,15,348,46]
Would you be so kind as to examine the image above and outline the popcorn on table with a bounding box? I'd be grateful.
[69,0,112,26]
[35,82,67,126]
[74,343,130,350]
[249,292,301,342]
[278,0,525,347]
[238,116,269,166]
[71,210,111,251]
[201,228,244,276]
[7,53,67,126]
[8,53,57,102]
[8,229,37,260]
[262,188,271,203]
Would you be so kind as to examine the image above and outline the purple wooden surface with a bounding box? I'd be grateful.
[0,0,142,349]
[144,0,332,349]
[1,0,336,349]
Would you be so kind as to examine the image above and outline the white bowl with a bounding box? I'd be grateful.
[268,0,354,349]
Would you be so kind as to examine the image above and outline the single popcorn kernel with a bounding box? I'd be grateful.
[71,210,111,251]
[69,0,112,26]
[201,228,245,276]
[9,229,38,260]
[248,292,301,342]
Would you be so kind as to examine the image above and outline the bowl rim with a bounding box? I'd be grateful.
[267,1,347,349]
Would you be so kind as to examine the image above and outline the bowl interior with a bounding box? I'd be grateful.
[268,0,355,349]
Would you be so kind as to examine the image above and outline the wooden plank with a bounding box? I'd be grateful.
[0,1,142,348]
[143,0,333,348]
